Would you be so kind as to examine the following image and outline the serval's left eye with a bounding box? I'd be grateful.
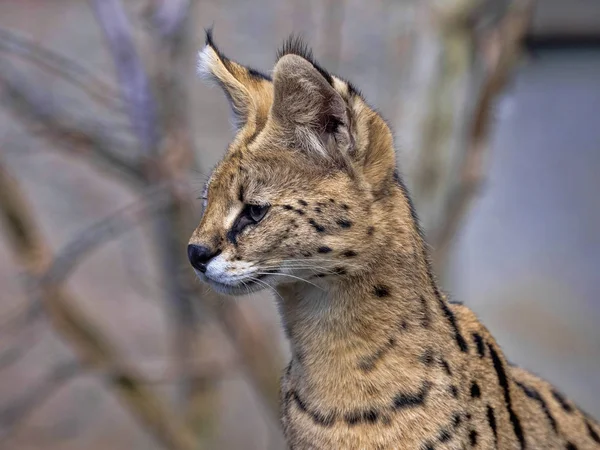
[247,204,270,223]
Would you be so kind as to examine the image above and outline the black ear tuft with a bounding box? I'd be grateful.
[277,35,333,86]
[205,27,216,47]
[204,27,230,66]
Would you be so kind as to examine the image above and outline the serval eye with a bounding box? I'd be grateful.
[248,204,269,222]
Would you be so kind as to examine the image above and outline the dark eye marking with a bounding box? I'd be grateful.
[226,203,270,245]
[248,204,269,222]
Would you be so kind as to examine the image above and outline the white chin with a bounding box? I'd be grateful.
[194,270,273,296]
[208,279,267,296]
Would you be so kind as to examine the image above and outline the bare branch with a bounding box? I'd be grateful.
[0,26,123,112]
[0,320,46,371]
[90,0,160,157]
[430,1,535,267]
[0,160,199,450]
[0,62,144,186]
[42,183,174,286]
[402,0,533,277]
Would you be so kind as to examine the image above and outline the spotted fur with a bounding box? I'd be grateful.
[189,33,600,449]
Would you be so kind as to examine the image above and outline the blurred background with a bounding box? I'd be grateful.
[0,0,598,449]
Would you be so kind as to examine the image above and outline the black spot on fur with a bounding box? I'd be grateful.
[449,385,459,398]
[308,219,325,232]
[342,250,357,257]
[329,198,335,203]
[277,35,333,85]
[333,267,347,275]
[291,391,335,427]
[238,185,244,202]
[586,420,600,443]
[440,359,452,376]
[487,405,498,443]
[515,381,557,433]
[344,411,361,426]
[566,443,578,450]
[344,409,379,426]
[342,203,349,210]
[470,381,481,399]
[283,204,294,210]
[422,443,435,450]
[373,285,390,297]
[551,389,573,413]
[294,208,305,216]
[437,297,468,352]
[367,226,375,236]
[452,413,462,428]
[298,199,308,206]
[438,428,452,443]
[393,382,431,409]
[420,348,435,366]
[358,337,396,372]
[336,218,352,228]
[487,343,525,449]
[472,333,486,358]
[314,207,322,213]
[469,429,478,447]
[317,246,332,254]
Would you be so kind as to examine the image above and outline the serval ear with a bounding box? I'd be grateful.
[197,30,272,131]
[270,38,353,167]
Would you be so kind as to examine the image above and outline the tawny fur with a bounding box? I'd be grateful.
[189,33,600,450]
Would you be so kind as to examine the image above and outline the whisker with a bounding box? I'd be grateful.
[254,272,324,291]
[247,276,284,302]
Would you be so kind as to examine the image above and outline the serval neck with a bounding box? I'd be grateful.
[276,200,463,405]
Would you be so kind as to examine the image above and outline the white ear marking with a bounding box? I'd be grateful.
[196,45,218,80]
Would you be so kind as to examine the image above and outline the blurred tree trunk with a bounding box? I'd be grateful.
[400,0,534,281]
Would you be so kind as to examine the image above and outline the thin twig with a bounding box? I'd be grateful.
[90,0,160,158]
[431,1,534,266]
[0,61,144,186]
[42,183,174,286]
[0,26,123,111]
[0,160,199,450]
